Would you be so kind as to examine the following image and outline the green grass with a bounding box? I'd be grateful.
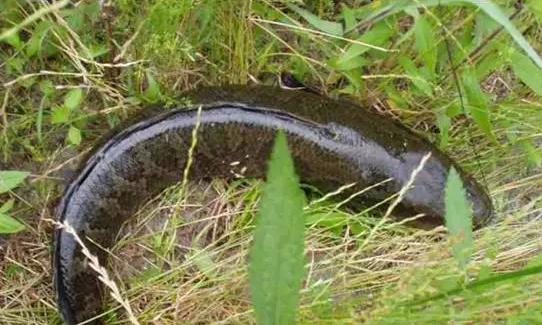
[1,0,542,324]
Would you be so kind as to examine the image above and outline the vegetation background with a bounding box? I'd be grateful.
[1,0,542,323]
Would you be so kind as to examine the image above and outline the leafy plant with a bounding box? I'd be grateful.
[51,88,86,145]
[249,131,306,325]
[0,170,29,233]
[444,167,473,268]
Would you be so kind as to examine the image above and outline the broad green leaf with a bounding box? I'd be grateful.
[249,130,305,325]
[461,69,495,142]
[365,0,542,69]
[64,88,83,110]
[510,51,542,97]
[51,105,70,124]
[68,126,82,145]
[288,4,343,36]
[0,170,29,194]
[444,167,473,268]
[414,15,437,76]
[0,212,25,234]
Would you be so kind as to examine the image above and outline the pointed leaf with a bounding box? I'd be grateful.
[415,15,437,76]
[444,167,473,268]
[249,130,305,325]
[461,69,495,141]
[288,4,343,36]
[0,212,25,234]
[510,50,542,97]
[0,171,29,194]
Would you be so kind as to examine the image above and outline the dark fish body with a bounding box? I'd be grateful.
[54,86,492,324]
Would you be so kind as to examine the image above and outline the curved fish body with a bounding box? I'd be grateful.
[54,85,492,324]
